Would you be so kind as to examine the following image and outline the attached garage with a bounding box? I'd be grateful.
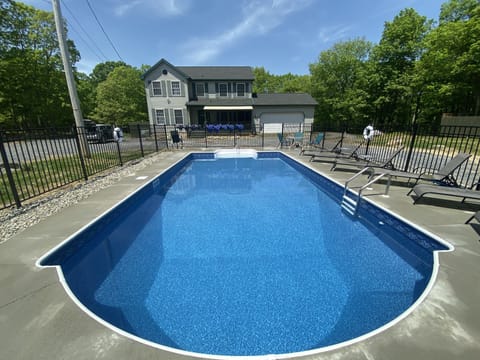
[259,112,305,124]
[252,93,317,128]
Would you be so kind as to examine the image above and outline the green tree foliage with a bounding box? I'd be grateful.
[0,0,79,127]
[93,66,147,126]
[309,38,373,129]
[417,0,480,119]
[369,8,433,128]
[252,67,310,94]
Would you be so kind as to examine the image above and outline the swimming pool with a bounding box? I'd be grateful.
[38,151,450,358]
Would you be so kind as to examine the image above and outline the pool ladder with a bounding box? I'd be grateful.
[341,167,392,215]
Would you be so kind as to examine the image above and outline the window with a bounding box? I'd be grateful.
[195,83,205,97]
[174,109,184,125]
[236,83,245,97]
[152,81,162,96]
[218,83,228,97]
[155,109,165,124]
[171,81,181,96]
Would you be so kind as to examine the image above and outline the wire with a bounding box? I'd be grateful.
[61,0,109,62]
[85,0,124,62]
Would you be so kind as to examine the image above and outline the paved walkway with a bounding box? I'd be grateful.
[1,149,479,360]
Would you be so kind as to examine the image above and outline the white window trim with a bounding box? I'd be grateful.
[218,82,228,97]
[174,108,184,125]
[236,83,245,97]
[155,109,166,124]
[152,81,162,96]
[171,81,181,96]
[196,83,205,97]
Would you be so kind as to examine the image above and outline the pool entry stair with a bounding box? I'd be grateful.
[341,167,392,215]
[214,148,258,159]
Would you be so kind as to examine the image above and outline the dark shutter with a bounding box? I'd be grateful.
[192,83,197,98]
[161,81,167,97]
[215,83,219,94]
[204,82,208,95]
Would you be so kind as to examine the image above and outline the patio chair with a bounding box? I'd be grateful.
[465,210,480,224]
[291,132,304,148]
[410,183,480,204]
[309,141,364,163]
[299,133,324,155]
[277,133,292,148]
[371,153,471,188]
[331,146,405,172]
[170,130,183,149]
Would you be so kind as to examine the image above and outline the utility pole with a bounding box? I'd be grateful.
[51,0,90,156]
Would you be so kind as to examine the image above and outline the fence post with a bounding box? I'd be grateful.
[137,124,144,157]
[404,122,418,172]
[73,127,88,181]
[0,131,22,208]
[153,124,159,152]
[163,124,169,150]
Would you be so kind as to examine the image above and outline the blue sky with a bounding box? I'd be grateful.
[26,0,446,75]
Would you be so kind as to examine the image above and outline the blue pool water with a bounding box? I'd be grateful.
[40,152,448,357]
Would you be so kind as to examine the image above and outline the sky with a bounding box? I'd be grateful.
[25,0,447,75]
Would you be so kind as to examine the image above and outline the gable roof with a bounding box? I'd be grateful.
[253,93,317,106]
[178,66,254,80]
[142,58,254,80]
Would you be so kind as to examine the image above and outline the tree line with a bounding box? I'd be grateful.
[0,0,478,130]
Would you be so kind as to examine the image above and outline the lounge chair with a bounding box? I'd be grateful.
[410,183,480,204]
[301,138,343,156]
[331,146,405,171]
[310,141,364,163]
[465,210,480,224]
[371,153,471,188]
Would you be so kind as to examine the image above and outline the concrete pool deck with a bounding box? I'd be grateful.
[1,149,479,360]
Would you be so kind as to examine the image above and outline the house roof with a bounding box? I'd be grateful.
[142,58,254,81]
[253,93,318,106]
[178,66,254,81]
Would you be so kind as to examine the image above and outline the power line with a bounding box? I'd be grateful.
[60,0,109,62]
[85,0,124,62]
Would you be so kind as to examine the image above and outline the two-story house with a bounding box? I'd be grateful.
[142,59,316,130]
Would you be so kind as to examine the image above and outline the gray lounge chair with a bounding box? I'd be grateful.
[465,210,480,224]
[331,146,404,171]
[310,141,364,163]
[371,152,471,188]
[301,138,342,156]
[411,183,480,204]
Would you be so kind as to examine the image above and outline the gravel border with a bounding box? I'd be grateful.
[0,152,168,244]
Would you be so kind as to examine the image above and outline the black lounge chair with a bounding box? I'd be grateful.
[465,211,480,224]
[309,141,364,163]
[411,183,480,204]
[371,152,471,188]
[331,146,404,171]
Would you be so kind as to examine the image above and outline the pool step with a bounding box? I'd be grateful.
[341,194,358,215]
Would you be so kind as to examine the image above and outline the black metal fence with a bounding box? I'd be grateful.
[1,122,480,210]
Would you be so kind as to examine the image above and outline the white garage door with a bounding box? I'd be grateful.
[260,112,304,124]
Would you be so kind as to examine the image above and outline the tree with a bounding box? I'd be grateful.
[309,38,373,129]
[0,0,79,127]
[417,0,480,119]
[370,8,433,127]
[93,66,147,125]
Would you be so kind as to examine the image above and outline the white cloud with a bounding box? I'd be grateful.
[113,0,191,17]
[181,0,313,64]
[317,25,352,44]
